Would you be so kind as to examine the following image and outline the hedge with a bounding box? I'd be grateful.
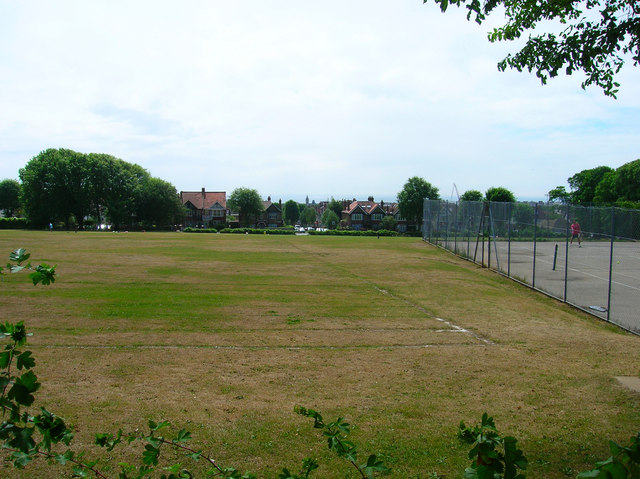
[308,229,399,237]
[0,217,28,229]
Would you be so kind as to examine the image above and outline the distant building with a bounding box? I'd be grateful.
[180,188,227,228]
[255,197,283,228]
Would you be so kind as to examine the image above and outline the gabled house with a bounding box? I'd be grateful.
[341,198,388,231]
[180,188,227,228]
[255,197,283,228]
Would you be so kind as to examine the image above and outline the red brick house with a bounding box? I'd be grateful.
[180,189,227,228]
[341,198,388,231]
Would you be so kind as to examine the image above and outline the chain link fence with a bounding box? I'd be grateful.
[423,199,640,335]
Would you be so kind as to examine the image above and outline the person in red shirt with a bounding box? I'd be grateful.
[570,220,582,247]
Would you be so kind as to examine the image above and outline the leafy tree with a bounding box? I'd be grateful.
[397,176,440,230]
[548,186,570,204]
[485,187,516,203]
[327,198,344,218]
[568,166,614,205]
[613,158,640,202]
[321,209,340,229]
[228,187,264,226]
[19,148,79,227]
[0,179,21,217]
[379,215,398,231]
[460,189,483,202]
[284,199,301,225]
[593,171,619,204]
[425,0,640,97]
[135,177,184,228]
[300,206,317,227]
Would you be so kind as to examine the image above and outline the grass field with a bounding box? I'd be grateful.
[1,230,639,478]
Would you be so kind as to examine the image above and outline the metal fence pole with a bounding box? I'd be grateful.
[564,204,570,301]
[507,202,512,278]
[533,203,538,289]
[606,207,615,321]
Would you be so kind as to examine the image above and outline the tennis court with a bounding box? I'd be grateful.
[424,199,640,335]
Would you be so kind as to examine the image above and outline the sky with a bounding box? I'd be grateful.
[1,1,639,203]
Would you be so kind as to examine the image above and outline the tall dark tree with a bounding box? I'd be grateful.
[568,166,614,205]
[426,0,640,97]
[228,187,264,226]
[300,206,318,227]
[20,149,76,227]
[283,200,300,225]
[327,197,344,218]
[0,179,21,217]
[613,159,640,202]
[460,190,483,202]
[397,177,440,230]
[548,186,571,204]
[485,187,516,203]
[136,177,184,228]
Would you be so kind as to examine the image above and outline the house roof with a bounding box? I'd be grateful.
[181,191,226,209]
[343,200,383,215]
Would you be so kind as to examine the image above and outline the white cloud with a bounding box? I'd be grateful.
[0,0,638,201]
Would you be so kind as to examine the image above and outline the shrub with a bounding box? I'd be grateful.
[0,217,28,229]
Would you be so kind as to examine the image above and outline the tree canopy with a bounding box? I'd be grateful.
[485,187,516,203]
[397,177,440,229]
[321,209,340,229]
[228,187,264,226]
[300,206,318,227]
[567,165,614,205]
[426,0,640,97]
[460,189,483,202]
[0,179,21,217]
[19,148,182,229]
[283,200,300,225]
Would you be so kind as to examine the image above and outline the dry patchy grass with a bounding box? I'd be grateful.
[0,230,638,478]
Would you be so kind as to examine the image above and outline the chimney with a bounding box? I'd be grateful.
[267,195,271,202]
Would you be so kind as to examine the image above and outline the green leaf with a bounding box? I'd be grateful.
[143,444,160,465]
[17,350,35,370]
[9,248,30,263]
[175,428,191,443]
[8,370,41,406]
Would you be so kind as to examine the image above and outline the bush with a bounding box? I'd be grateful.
[182,227,219,233]
[308,229,399,237]
[218,228,296,235]
[0,217,28,229]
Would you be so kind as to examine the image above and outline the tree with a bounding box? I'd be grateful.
[300,206,318,227]
[135,177,184,228]
[19,148,80,227]
[283,199,300,225]
[0,179,21,217]
[397,177,440,230]
[485,187,516,203]
[426,0,640,97]
[379,215,398,231]
[460,189,483,202]
[612,158,640,202]
[548,186,571,204]
[568,166,614,205]
[321,209,340,229]
[228,187,264,226]
[327,198,344,218]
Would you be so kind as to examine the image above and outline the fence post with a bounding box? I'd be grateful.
[507,202,512,278]
[532,203,538,289]
[564,204,570,301]
[606,207,615,321]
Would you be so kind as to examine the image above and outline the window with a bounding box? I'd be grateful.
[351,213,363,221]
[371,213,383,221]
[268,212,277,219]
[212,209,224,217]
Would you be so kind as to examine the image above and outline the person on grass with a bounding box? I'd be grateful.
[570,219,582,247]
